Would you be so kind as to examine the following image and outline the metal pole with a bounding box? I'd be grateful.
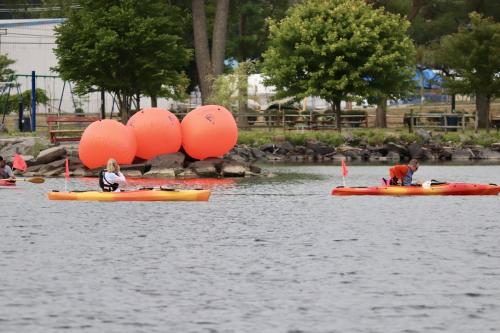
[31,70,36,132]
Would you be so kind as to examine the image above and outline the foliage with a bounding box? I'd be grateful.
[436,13,500,128]
[368,0,500,45]
[53,0,192,122]
[439,132,462,144]
[237,129,500,148]
[261,0,415,130]
[226,0,291,61]
[207,61,256,111]
[0,89,49,114]
[437,13,500,98]
[0,55,15,85]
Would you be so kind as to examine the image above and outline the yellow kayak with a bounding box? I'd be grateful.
[48,188,211,201]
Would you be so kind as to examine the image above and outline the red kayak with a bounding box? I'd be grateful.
[0,179,16,187]
[332,183,500,196]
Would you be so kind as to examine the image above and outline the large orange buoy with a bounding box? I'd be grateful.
[79,119,137,169]
[181,105,238,160]
[127,107,181,160]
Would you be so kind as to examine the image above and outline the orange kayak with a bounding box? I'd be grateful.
[332,183,500,196]
[48,189,211,201]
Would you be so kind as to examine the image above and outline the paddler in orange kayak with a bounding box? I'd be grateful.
[389,159,419,186]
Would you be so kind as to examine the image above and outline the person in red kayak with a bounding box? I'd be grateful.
[389,159,419,186]
[0,156,15,180]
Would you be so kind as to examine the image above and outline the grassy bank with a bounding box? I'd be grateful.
[237,129,500,147]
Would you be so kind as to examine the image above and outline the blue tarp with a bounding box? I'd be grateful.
[414,69,442,89]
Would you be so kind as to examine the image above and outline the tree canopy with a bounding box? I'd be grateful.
[437,12,500,128]
[261,0,415,129]
[0,54,15,84]
[53,0,191,122]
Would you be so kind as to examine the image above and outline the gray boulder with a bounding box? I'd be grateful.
[476,148,500,160]
[386,151,401,162]
[35,146,67,165]
[121,170,142,177]
[147,152,185,169]
[143,168,176,178]
[39,159,67,174]
[415,129,432,143]
[451,148,474,160]
[306,140,335,155]
[189,158,223,177]
[385,142,409,157]
[222,161,247,177]
[176,168,198,178]
[408,143,426,160]
[250,147,266,159]
[277,141,294,154]
[71,168,96,177]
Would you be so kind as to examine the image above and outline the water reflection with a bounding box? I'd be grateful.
[1,164,499,332]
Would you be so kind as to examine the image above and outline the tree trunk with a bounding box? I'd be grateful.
[476,94,490,129]
[135,93,140,111]
[118,94,130,123]
[192,0,212,103]
[211,0,229,76]
[375,97,387,128]
[333,100,342,132]
[151,96,157,107]
[238,80,248,128]
[408,0,425,21]
[451,94,456,112]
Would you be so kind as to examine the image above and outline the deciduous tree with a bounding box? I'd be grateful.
[54,0,191,122]
[261,0,415,130]
[437,13,500,128]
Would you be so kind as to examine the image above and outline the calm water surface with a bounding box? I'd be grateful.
[1,164,500,333]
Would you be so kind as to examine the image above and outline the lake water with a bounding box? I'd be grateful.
[1,164,500,333]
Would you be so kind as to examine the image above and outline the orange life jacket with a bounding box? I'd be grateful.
[389,165,410,182]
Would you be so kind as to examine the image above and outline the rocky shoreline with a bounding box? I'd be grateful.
[2,135,500,178]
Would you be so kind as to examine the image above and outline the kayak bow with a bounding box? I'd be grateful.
[331,183,500,196]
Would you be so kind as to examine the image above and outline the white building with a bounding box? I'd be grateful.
[0,18,198,117]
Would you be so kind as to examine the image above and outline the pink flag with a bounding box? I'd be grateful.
[341,159,348,177]
[13,153,27,172]
[65,157,69,180]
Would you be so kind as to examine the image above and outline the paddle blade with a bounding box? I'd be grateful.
[25,177,45,184]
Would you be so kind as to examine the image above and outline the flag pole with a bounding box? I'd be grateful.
[341,159,348,187]
[64,155,69,192]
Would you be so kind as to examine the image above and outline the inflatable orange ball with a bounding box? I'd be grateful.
[127,107,182,160]
[181,105,238,160]
[79,119,137,169]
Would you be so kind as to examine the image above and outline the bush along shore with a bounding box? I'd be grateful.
[3,129,500,179]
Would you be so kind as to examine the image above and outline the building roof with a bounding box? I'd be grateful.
[0,18,64,28]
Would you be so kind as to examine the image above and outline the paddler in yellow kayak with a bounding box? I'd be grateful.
[388,159,419,186]
[99,158,126,192]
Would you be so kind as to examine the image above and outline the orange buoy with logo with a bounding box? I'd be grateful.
[181,105,238,160]
[79,119,137,169]
[127,107,182,160]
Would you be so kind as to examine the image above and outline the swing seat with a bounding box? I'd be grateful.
[47,115,100,144]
